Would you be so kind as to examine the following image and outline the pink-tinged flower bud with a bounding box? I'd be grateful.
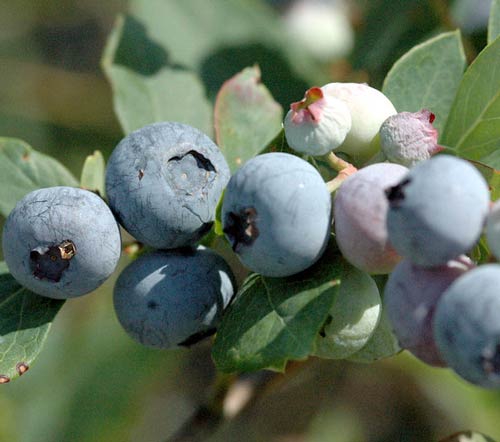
[284,86,352,156]
[380,109,443,167]
[321,82,397,164]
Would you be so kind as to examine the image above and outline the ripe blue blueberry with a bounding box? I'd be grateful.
[221,152,332,277]
[2,186,121,299]
[385,256,473,367]
[386,155,490,267]
[113,247,236,349]
[433,264,500,388]
[106,122,230,249]
[334,162,408,274]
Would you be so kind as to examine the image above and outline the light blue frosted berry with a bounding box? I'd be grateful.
[106,122,230,249]
[2,186,121,299]
[113,247,236,349]
[386,155,489,267]
[385,256,473,366]
[222,152,331,277]
[433,264,500,388]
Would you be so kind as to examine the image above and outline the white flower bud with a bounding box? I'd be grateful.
[284,86,352,156]
[321,82,397,164]
[380,109,443,167]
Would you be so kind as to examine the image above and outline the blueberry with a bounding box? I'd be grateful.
[379,109,442,168]
[433,264,500,388]
[385,256,473,367]
[386,155,490,267]
[314,263,381,359]
[2,186,121,299]
[113,247,236,349]
[334,162,408,274]
[221,152,331,277]
[284,87,351,156]
[321,82,397,164]
[105,122,230,249]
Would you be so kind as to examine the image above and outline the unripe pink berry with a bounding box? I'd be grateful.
[379,109,443,167]
[284,87,352,156]
[321,82,397,164]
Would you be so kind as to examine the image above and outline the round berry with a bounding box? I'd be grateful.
[334,162,408,274]
[222,152,331,277]
[106,122,230,249]
[385,256,473,366]
[434,264,500,388]
[379,109,442,168]
[113,247,236,349]
[386,155,490,267]
[321,82,397,164]
[284,87,351,156]
[2,186,121,299]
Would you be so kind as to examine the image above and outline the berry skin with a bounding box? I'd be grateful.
[314,263,381,359]
[486,199,500,260]
[284,87,352,156]
[385,256,473,367]
[2,186,121,299]
[222,152,331,277]
[113,247,236,349]
[334,162,408,274]
[379,109,443,168]
[386,155,490,267]
[321,82,397,164]
[433,264,500,388]
[105,122,230,249]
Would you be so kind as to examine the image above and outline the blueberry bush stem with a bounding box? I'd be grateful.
[324,152,357,193]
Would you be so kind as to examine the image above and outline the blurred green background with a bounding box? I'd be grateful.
[1,1,499,441]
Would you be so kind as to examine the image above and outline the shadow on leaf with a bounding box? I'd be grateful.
[113,15,186,76]
[200,42,309,106]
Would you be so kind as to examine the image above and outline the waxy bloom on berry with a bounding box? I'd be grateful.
[321,82,397,164]
[284,87,351,156]
[380,109,443,167]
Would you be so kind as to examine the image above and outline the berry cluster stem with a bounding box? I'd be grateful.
[325,152,357,193]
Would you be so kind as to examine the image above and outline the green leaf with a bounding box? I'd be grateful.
[214,189,225,237]
[441,36,500,165]
[489,0,500,44]
[102,0,325,137]
[350,0,444,87]
[439,431,497,442]
[468,158,500,200]
[80,150,106,197]
[382,31,466,133]
[0,138,78,217]
[0,262,64,383]
[313,264,381,360]
[214,66,283,172]
[347,307,401,363]
[212,242,342,372]
[102,14,213,135]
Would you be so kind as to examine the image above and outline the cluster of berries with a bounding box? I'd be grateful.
[3,80,500,389]
[3,122,236,349]
[283,81,500,388]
